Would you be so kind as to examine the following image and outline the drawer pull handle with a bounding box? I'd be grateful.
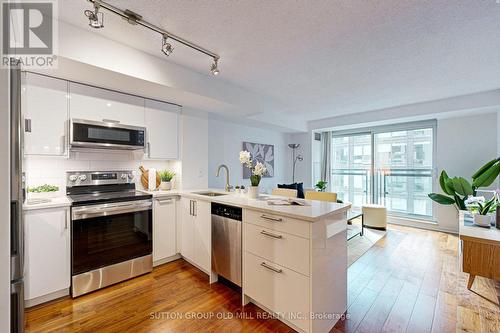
[260,214,283,222]
[261,262,283,273]
[260,230,283,239]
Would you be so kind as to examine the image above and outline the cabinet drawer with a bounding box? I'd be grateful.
[244,252,310,332]
[245,223,310,276]
[244,209,310,239]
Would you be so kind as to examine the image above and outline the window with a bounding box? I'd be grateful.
[331,121,436,220]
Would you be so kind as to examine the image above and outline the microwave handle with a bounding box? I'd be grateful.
[102,119,120,124]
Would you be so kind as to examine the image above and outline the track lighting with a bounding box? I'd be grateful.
[210,59,220,76]
[162,35,174,56]
[84,3,104,29]
[85,0,221,76]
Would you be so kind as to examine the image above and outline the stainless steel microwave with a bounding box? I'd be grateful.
[70,119,146,150]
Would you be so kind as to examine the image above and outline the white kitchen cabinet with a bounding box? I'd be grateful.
[22,72,69,156]
[180,198,195,262]
[153,197,177,265]
[180,198,211,273]
[144,100,180,160]
[69,82,145,126]
[193,200,211,272]
[24,207,70,305]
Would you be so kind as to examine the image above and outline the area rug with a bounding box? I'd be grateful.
[347,218,386,266]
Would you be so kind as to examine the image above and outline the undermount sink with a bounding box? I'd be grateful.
[193,191,228,197]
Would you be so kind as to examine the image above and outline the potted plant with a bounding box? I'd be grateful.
[428,157,500,223]
[465,195,496,227]
[315,180,328,192]
[28,184,59,199]
[158,170,175,190]
[240,150,267,199]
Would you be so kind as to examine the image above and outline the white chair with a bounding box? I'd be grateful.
[361,204,387,230]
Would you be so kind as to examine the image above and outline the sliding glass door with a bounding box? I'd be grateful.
[331,134,371,207]
[331,122,435,220]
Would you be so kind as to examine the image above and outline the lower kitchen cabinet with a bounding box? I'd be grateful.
[153,197,177,265]
[24,207,71,306]
[180,198,211,273]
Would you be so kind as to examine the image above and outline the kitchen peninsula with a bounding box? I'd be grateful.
[143,189,351,333]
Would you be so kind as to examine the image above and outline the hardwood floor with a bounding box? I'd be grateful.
[26,225,499,333]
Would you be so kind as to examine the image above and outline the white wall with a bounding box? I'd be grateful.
[0,66,11,332]
[207,118,291,193]
[288,132,313,189]
[180,109,209,189]
[24,153,179,194]
[432,112,498,232]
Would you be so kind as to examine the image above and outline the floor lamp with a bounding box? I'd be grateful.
[288,144,303,183]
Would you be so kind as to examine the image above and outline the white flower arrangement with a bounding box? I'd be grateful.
[239,150,267,186]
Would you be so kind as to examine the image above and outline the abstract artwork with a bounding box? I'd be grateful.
[242,141,274,178]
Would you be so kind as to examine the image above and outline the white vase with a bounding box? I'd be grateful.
[160,181,172,190]
[473,214,491,227]
[248,186,259,199]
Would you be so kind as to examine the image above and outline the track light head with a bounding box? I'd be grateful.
[162,35,174,56]
[84,4,104,29]
[210,59,220,76]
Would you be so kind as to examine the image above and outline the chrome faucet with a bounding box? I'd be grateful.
[216,164,232,192]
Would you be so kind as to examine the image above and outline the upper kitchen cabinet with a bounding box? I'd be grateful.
[144,100,180,160]
[22,73,69,156]
[69,83,145,126]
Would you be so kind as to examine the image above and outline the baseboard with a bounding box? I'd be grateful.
[153,254,181,267]
[25,288,69,308]
[387,217,458,235]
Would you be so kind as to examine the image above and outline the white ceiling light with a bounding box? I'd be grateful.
[84,2,104,29]
[162,35,174,56]
[210,59,220,76]
[84,0,220,76]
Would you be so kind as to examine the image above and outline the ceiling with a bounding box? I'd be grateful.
[59,0,500,123]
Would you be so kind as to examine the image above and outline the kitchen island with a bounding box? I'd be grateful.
[143,189,351,333]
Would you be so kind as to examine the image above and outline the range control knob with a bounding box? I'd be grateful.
[68,175,78,182]
[79,175,87,181]
[121,174,128,180]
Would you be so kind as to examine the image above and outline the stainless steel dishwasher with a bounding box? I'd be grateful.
[211,203,242,286]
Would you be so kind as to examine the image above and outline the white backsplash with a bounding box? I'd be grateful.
[24,150,182,195]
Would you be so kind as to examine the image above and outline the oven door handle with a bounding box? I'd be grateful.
[72,201,152,220]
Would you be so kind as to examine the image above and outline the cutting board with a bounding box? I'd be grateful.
[139,166,161,190]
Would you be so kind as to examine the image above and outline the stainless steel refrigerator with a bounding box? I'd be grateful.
[10,64,24,333]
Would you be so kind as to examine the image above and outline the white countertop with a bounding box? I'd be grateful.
[142,189,351,222]
[22,189,351,221]
[459,211,500,243]
[23,196,72,211]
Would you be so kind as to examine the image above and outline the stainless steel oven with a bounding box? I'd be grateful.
[67,171,153,297]
[70,118,146,150]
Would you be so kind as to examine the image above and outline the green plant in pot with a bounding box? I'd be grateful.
[428,157,500,225]
[27,184,59,199]
[315,180,328,192]
[158,170,175,190]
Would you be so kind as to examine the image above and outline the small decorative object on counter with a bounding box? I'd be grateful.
[27,184,59,199]
[158,170,175,190]
[465,195,495,227]
[235,185,240,194]
[240,150,267,199]
[139,165,161,190]
[240,185,246,195]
